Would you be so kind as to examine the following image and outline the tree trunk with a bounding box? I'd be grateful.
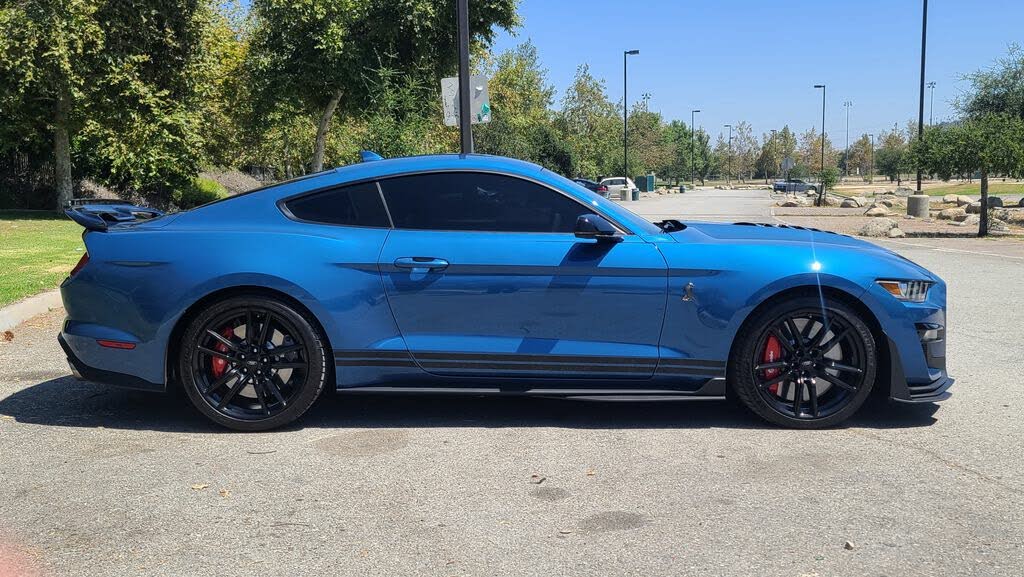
[311,89,343,173]
[978,170,989,238]
[53,96,73,211]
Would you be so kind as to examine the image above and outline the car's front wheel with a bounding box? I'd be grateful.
[729,295,877,428]
[179,295,327,431]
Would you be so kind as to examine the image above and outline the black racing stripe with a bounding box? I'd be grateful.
[379,264,667,277]
[336,359,417,368]
[659,358,727,368]
[657,367,726,376]
[417,362,652,374]
[335,350,412,360]
[410,351,659,366]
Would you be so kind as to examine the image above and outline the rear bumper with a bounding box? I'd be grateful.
[58,333,164,392]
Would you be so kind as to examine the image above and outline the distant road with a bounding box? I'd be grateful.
[620,188,775,223]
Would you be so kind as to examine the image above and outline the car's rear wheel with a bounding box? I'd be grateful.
[729,295,876,428]
[179,295,327,431]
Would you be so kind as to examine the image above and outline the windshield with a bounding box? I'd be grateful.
[542,170,662,235]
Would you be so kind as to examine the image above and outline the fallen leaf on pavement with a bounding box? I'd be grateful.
[844,541,855,550]
[529,474,545,484]
[2,331,13,342]
[190,484,209,491]
[585,468,595,476]
[219,489,231,497]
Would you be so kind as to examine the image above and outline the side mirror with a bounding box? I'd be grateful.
[575,214,622,243]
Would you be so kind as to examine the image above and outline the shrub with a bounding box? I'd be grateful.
[174,177,229,209]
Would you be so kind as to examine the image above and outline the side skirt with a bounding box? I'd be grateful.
[336,377,727,399]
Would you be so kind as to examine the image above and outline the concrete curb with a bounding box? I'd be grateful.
[0,289,63,333]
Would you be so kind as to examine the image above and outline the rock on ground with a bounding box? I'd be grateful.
[937,207,967,220]
[840,197,864,208]
[859,218,898,237]
[865,206,889,217]
[954,214,981,227]
[888,227,906,238]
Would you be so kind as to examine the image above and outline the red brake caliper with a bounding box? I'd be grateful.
[762,334,783,395]
[210,327,234,378]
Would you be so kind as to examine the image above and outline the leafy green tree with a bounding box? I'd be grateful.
[731,121,758,182]
[846,134,873,179]
[913,114,1024,236]
[555,64,619,178]
[958,44,1024,119]
[247,0,517,173]
[660,120,692,185]
[625,96,670,178]
[875,129,910,185]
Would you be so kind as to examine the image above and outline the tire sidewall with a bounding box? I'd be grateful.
[179,295,327,431]
[730,295,877,428]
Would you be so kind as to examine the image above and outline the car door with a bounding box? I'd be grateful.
[376,171,668,380]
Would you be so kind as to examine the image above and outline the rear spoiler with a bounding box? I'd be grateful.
[64,199,165,232]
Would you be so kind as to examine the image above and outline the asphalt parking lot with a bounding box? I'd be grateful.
[1,192,1022,577]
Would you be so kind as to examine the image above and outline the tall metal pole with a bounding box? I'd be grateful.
[843,101,852,178]
[814,84,826,205]
[457,0,473,154]
[869,134,875,183]
[623,50,639,179]
[917,0,928,191]
[724,124,732,186]
[690,109,700,186]
[927,81,936,125]
[770,129,778,183]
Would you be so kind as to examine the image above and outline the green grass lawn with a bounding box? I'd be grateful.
[922,181,1024,197]
[0,210,84,308]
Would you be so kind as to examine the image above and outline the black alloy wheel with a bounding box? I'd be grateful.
[730,295,877,428]
[180,295,327,431]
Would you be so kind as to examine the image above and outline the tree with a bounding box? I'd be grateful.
[712,134,731,183]
[247,0,517,173]
[913,114,1024,236]
[731,121,758,182]
[555,64,619,179]
[846,134,873,179]
[874,129,909,185]
[958,44,1024,119]
[693,129,713,185]
[660,120,692,185]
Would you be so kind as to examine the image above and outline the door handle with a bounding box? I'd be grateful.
[394,257,449,271]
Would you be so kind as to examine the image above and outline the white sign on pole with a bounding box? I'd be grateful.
[781,156,796,172]
[441,75,491,127]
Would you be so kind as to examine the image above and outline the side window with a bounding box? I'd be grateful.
[284,182,390,227]
[379,172,593,233]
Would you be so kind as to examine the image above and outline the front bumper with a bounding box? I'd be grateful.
[885,335,953,404]
[58,333,163,392]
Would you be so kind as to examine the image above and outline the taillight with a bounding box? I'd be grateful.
[69,253,89,278]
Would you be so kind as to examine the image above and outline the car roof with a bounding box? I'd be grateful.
[332,153,545,181]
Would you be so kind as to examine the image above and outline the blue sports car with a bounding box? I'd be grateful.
[59,153,952,431]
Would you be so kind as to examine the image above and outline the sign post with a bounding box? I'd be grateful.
[456,0,473,154]
[442,76,490,127]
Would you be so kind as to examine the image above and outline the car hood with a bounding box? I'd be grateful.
[673,221,937,281]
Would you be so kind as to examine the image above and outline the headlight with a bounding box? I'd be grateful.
[876,279,933,303]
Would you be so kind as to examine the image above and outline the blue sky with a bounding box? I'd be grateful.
[491,0,1023,143]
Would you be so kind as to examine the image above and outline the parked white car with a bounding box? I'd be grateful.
[599,177,638,199]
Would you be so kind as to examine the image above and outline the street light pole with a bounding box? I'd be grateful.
[690,109,700,187]
[917,0,928,192]
[623,49,639,181]
[869,134,875,184]
[770,129,778,183]
[843,101,852,178]
[456,0,473,154]
[814,84,826,205]
[724,124,732,186]
[927,81,936,125]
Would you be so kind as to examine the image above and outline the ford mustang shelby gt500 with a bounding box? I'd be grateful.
[60,153,952,430]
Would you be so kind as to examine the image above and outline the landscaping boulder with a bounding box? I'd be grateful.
[887,227,906,238]
[990,218,1010,232]
[966,201,983,214]
[954,195,973,206]
[779,197,806,207]
[954,214,981,227]
[859,218,898,237]
[988,196,1004,208]
[937,207,966,220]
[840,197,865,208]
[942,194,960,204]
[874,198,894,208]
[865,206,889,217]
[1019,198,1024,208]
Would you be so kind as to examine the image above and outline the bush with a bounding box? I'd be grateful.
[174,177,229,209]
[819,167,840,192]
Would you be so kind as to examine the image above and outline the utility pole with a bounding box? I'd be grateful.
[927,81,936,125]
[623,49,639,180]
[843,101,852,178]
[724,124,733,186]
[917,0,928,192]
[690,109,700,187]
[456,0,473,153]
[869,134,875,184]
[813,84,826,206]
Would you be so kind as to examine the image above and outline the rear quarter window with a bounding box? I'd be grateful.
[283,182,391,227]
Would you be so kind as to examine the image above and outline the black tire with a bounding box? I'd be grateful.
[179,295,327,431]
[729,295,877,429]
